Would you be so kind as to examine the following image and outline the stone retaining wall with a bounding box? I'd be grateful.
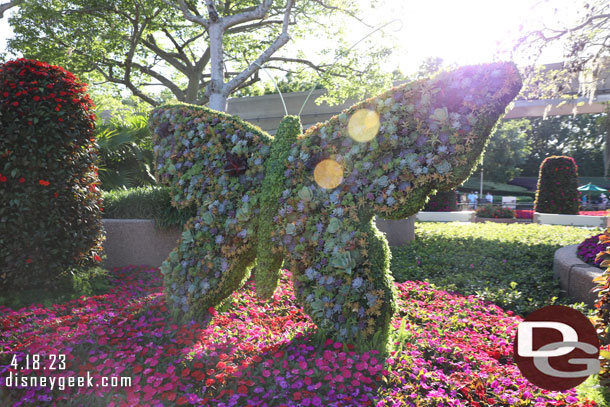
[553,244,602,306]
[102,217,416,268]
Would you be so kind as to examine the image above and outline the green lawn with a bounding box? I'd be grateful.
[390,222,602,315]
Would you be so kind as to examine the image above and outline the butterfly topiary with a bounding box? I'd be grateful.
[150,62,522,353]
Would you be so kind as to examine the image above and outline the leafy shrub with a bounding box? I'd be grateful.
[101,186,196,229]
[577,233,607,266]
[534,155,579,214]
[0,59,104,291]
[475,205,514,218]
[391,222,602,315]
[95,113,156,191]
[423,190,457,211]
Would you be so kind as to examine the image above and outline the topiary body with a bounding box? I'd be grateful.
[150,62,522,353]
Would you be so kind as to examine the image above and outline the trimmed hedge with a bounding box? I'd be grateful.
[101,186,196,230]
[423,190,457,211]
[534,156,579,214]
[0,59,104,291]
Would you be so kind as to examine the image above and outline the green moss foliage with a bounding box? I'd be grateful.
[0,59,104,291]
[150,62,522,352]
[256,116,303,299]
[534,155,580,214]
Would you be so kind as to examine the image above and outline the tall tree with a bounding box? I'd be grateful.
[513,0,609,89]
[512,0,610,175]
[8,0,393,111]
[482,119,532,183]
[520,114,605,177]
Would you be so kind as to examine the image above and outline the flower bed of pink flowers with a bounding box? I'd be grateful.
[515,210,609,219]
[0,266,595,407]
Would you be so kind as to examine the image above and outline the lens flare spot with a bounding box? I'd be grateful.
[314,159,343,189]
[348,109,380,142]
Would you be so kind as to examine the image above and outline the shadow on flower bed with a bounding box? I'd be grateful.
[0,265,595,406]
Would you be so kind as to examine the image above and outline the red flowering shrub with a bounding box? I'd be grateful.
[534,156,579,214]
[423,190,457,212]
[475,205,514,218]
[0,59,104,291]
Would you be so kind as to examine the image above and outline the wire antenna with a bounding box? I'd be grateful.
[253,62,288,117]
[297,18,403,117]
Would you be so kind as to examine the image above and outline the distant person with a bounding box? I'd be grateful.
[468,192,476,209]
[474,192,479,209]
[601,193,608,207]
[485,192,493,204]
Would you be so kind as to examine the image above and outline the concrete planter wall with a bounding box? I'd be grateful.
[416,211,475,223]
[102,219,180,269]
[534,212,609,227]
[102,217,416,268]
[553,244,602,306]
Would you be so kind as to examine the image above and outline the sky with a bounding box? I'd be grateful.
[0,0,579,84]
[347,0,576,73]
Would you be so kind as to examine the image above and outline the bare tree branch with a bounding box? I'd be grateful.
[163,0,209,28]
[0,0,22,18]
[226,19,293,34]
[205,0,219,22]
[220,0,273,30]
[95,64,159,106]
[224,0,295,95]
[141,35,191,73]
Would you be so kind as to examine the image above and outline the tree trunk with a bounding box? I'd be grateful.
[207,23,227,112]
[185,72,201,105]
[209,92,227,111]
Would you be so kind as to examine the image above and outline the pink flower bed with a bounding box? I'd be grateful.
[0,266,595,406]
[515,209,609,219]
[514,210,533,219]
[579,211,610,216]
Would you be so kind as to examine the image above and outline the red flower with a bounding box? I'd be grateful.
[19,177,25,183]
[39,179,50,186]
[11,101,19,107]
[54,192,58,198]
[25,258,32,264]
[94,254,101,262]
[33,96,40,101]
[58,118,64,122]
[208,307,218,316]
[176,396,188,405]
[0,174,6,182]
